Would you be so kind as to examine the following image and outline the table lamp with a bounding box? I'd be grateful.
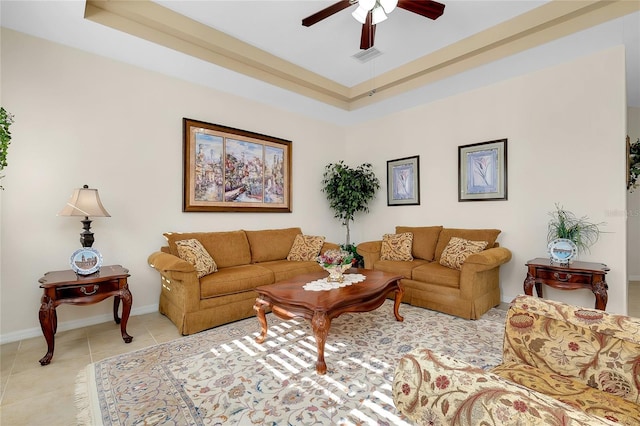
[58,184,111,248]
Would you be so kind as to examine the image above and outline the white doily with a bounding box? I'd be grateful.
[303,273,367,291]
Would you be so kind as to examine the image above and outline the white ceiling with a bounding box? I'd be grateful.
[1,1,639,126]
[155,0,549,87]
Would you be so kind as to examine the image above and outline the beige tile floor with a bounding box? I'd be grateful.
[0,311,181,425]
[1,283,639,425]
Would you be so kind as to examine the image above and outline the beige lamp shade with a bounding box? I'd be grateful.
[58,185,111,218]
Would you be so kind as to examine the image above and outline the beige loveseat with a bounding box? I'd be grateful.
[393,295,640,425]
[356,226,512,319]
[148,227,338,335]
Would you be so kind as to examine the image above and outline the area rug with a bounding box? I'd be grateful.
[76,301,507,425]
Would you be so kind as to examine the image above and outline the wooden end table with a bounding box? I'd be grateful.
[524,258,609,310]
[253,268,403,375]
[38,264,133,365]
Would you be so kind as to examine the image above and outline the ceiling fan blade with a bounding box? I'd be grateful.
[359,11,376,50]
[302,0,353,27]
[397,0,445,20]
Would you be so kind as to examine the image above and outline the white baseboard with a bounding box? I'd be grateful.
[0,303,159,345]
[629,275,640,281]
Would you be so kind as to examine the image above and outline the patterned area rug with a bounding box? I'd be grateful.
[77,301,507,425]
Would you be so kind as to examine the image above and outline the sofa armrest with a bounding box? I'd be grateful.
[147,251,201,312]
[320,242,340,253]
[148,251,196,274]
[457,247,511,300]
[464,246,512,271]
[393,349,616,426]
[356,241,382,269]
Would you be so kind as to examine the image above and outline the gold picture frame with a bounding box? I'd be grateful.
[183,118,292,212]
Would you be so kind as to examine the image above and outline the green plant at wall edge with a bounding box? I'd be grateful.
[321,161,380,247]
[547,204,604,255]
[628,137,640,192]
[0,107,15,190]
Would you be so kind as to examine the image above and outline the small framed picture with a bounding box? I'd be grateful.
[70,247,103,275]
[458,139,508,202]
[387,155,420,206]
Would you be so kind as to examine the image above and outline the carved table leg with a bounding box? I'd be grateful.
[254,298,269,344]
[119,286,133,343]
[592,280,608,310]
[393,283,404,322]
[311,311,331,375]
[523,274,535,296]
[113,296,121,324]
[38,295,56,366]
[535,282,543,297]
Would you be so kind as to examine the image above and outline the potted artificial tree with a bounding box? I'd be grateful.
[321,161,380,267]
[547,204,603,264]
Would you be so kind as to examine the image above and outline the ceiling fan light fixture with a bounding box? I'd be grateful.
[379,0,398,14]
[371,6,387,24]
[359,0,377,11]
[351,5,369,24]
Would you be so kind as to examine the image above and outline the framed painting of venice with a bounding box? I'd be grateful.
[183,118,292,212]
[458,139,507,201]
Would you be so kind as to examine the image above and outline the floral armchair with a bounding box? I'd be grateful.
[393,295,640,425]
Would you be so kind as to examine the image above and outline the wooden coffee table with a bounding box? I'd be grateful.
[253,268,403,375]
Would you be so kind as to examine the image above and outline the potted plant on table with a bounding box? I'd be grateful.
[321,161,380,267]
[547,204,604,264]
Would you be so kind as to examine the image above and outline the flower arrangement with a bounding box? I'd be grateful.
[317,249,354,267]
[317,249,354,283]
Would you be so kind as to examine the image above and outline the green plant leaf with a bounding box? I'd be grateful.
[547,203,604,254]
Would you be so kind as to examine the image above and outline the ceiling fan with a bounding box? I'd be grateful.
[302,0,445,50]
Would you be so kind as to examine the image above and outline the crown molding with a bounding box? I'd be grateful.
[84,0,639,111]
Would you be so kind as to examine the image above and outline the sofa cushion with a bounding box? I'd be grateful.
[491,362,640,425]
[175,239,217,278]
[380,232,413,261]
[200,265,274,298]
[504,295,640,404]
[434,228,501,261]
[286,234,325,261]
[396,226,443,261]
[164,230,251,268]
[373,259,429,279]
[411,262,460,288]
[245,227,302,263]
[259,260,323,281]
[439,237,488,270]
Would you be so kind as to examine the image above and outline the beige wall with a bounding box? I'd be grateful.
[347,45,627,312]
[0,29,629,342]
[628,107,640,279]
[0,29,346,342]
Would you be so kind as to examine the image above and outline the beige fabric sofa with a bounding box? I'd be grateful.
[393,295,640,425]
[148,227,338,335]
[356,226,512,319]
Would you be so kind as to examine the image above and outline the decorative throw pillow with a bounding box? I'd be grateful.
[380,232,414,261]
[287,234,325,261]
[175,239,217,278]
[439,237,488,270]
